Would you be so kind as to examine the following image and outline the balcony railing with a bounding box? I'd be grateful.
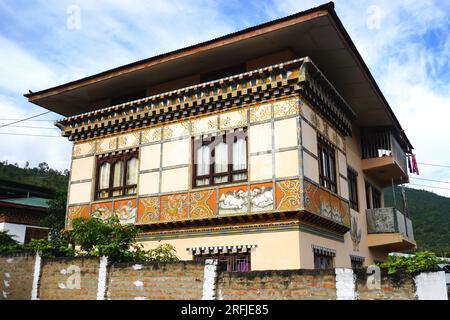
[366,207,414,241]
[361,131,408,175]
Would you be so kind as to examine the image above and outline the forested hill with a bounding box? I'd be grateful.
[385,186,450,256]
[0,161,69,192]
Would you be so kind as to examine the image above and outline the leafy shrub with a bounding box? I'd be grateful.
[378,251,444,275]
[0,230,23,253]
[1,215,179,263]
[69,215,178,263]
[25,236,75,258]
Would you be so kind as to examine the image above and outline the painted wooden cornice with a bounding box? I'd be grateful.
[55,57,356,141]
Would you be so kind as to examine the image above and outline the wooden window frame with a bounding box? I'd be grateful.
[95,151,139,200]
[192,129,248,188]
[348,168,359,211]
[194,253,251,272]
[313,252,334,269]
[318,137,337,193]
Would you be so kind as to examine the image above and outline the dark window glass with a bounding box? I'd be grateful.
[95,151,138,200]
[194,253,251,272]
[348,168,359,211]
[193,130,247,188]
[351,258,364,269]
[365,182,371,209]
[318,138,337,193]
[314,253,334,269]
[372,188,381,209]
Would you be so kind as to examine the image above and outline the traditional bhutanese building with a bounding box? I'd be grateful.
[0,180,52,244]
[25,2,416,271]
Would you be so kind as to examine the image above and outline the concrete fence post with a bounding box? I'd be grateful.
[335,268,357,300]
[31,252,42,300]
[96,256,108,300]
[414,271,447,300]
[202,259,218,300]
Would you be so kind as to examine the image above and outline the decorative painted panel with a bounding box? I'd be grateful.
[137,197,159,224]
[191,115,218,135]
[73,141,95,157]
[250,183,274,212]
[304,180,350,226]
[96,136,117,153]
[114,199,137,224]
[275,179,301,211]
[219,109,247,130]
[66,205,90,229]
[141,127,162,144]
[249,102,272,123]
[117,132,140,149]
[304,180,320,214]
[273,97,300,118]
[163,121,190,140]
[190,190,217,219]
[218,185,248,215]
[91,201,113,220]
[160,193,188,222]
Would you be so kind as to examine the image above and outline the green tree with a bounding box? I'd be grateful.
[40,191,68,239]
[0,230,22,253]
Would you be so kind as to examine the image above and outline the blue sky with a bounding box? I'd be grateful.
[0,0,450,197]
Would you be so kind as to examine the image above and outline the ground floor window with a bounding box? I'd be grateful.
[314,253,334,269]
[24,227,49,244]
[312,245,336,269]
[350,255,365,269]
[194,253,251,272]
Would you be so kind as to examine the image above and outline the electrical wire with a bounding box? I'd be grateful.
[0,111,51,129]
[0,132,62,138]
[407,183,450,191]
[410,177,450,185]
[5,125,58,130]
[417,162,450,169]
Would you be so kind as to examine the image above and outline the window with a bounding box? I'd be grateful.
[350,256,365,269]
[95,151,139,200]
[194,253,251,272]
[193,129,247,188]
[24,227,49,244]
[372,188,381,209]
[314,253,334,269]
[318,137,337,193]
[365,182,371,209]
[348,167,359,211]
[312,245,335,269]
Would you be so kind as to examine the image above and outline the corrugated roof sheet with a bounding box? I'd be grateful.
[0,197,50,209]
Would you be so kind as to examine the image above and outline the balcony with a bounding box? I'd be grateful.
[366,207,416,251]
[361,129,409,187]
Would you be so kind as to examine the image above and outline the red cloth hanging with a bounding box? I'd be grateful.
[411,154,419,175]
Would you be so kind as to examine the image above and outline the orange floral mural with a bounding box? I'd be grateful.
[160,193,188,222]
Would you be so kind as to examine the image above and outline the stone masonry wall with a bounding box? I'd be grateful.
[0,253,35,300]
[38,257,100,300]
[354,269,416,300]
[0,254,446,300]
[107,261,205,300]
[217,269,337,300]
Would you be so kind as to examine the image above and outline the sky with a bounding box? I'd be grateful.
[0,0,449,197]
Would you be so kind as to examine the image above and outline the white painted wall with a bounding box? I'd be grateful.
[414,271,448,300]
[0,222,27,244]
